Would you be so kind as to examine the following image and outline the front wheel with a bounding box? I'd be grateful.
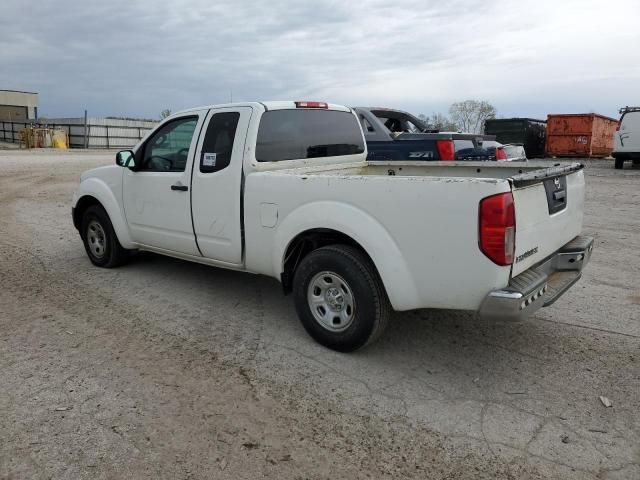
[292,245,391,352]
[81,205,129,268]
[614,158,624,169]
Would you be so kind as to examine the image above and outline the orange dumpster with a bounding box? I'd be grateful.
[545,113,618,158]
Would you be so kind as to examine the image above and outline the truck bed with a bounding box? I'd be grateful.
[244,160,585,310]
[293,160,585,278]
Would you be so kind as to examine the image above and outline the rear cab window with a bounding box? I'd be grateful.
[255,109,365,162]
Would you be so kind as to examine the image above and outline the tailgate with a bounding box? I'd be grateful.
[510,163,585,276]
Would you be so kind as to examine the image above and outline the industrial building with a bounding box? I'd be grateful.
[0,89,38,121]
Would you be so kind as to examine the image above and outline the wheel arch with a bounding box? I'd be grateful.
[72,179,134,248]
[281,227,372,289]
[275,201,420,310]
[73,195,101,230]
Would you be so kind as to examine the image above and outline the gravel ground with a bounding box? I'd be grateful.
[0,149,638,479]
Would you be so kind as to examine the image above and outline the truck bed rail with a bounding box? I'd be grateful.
[510,162,584,188]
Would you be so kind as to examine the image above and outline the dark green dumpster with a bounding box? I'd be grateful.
[484,118,547,158]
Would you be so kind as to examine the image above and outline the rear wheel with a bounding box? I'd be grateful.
[614,158,624,169]
[81,205,129,268]
[292,245,391,352]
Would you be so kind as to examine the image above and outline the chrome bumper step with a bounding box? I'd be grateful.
[479,235,594,321]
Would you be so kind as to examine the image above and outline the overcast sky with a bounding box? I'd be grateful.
[1,0,638,120]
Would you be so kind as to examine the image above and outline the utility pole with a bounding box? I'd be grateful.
[83,109,88,149]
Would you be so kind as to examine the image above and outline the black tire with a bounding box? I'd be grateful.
[633,159,640,166]
[292,244,391,352]
[80,205,129,268]
[614,158,624,169]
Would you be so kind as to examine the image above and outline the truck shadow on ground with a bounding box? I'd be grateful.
[122,250,618,409]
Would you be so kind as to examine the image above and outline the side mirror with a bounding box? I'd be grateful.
[116,150,136,170]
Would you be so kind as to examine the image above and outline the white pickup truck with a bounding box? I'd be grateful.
[72,101,593,352]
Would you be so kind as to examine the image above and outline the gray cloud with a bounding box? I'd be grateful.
[1,0,638,119]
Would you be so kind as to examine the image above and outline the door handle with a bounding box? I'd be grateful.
[171,184,188,191]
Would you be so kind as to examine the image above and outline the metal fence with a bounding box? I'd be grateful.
[0,117,158,149]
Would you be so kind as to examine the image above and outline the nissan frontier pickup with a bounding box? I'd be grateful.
[72,101,593,351]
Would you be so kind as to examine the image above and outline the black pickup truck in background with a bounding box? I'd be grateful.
[353,107,502,161]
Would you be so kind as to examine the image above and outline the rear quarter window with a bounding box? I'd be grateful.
[256,109,365,162]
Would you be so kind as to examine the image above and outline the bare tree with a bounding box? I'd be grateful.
[448,100,496,133]
[160,109,172,119]
[431,112,459,131]
[419,112,459,132]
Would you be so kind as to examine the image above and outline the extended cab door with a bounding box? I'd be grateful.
[190,106,252,265]
[122,112,206,255]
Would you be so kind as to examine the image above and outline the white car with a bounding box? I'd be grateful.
[72,101,593,351]
[482,141,528,161]
[613,106,640,169]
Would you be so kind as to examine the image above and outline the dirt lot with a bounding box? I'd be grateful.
[0,148,638,479]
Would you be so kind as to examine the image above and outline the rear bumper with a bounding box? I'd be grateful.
[479,235,594,321]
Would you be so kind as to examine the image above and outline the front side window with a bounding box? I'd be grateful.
[140,116,198,172]
[256,109,364,162]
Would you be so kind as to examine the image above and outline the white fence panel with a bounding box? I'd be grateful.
[0,117,158,148]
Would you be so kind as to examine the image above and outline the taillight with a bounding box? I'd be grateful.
[436,139,455,160]
[616,119,621,131]
[495,147,507,161]
[295,101,328,109]
[479,192,515,266]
